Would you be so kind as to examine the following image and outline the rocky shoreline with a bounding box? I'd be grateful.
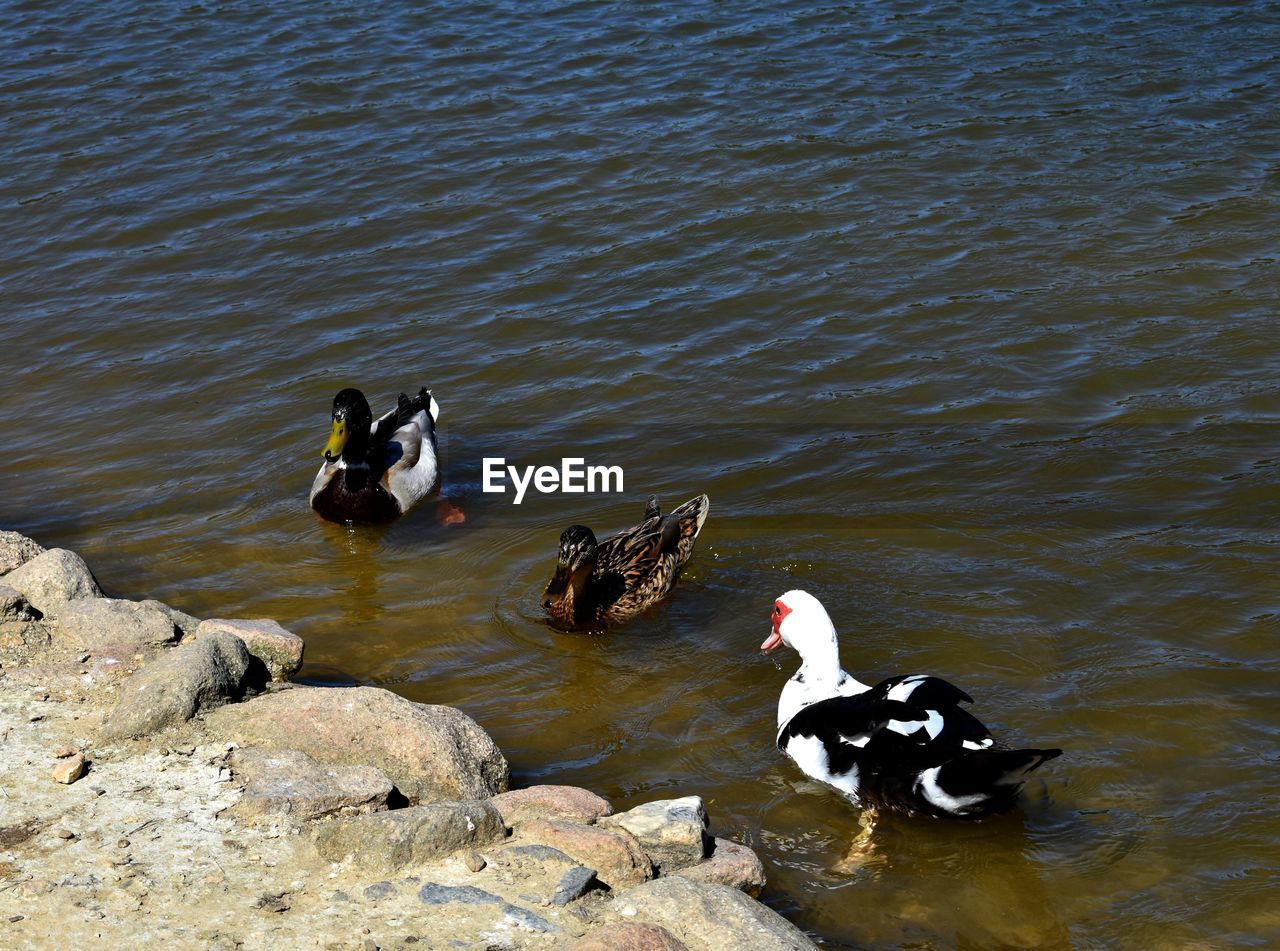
[0,531,817,950]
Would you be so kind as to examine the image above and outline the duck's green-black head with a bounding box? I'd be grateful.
[543,524,598,609]
[324,388,373,462]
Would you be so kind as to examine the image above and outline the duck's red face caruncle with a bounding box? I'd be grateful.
[760,598,792,652]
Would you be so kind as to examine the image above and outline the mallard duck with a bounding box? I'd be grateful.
[309,387,440,523]
[764,590,1061,820]
[543,494,710,630]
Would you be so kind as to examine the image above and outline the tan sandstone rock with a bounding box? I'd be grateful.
[521,818,653,889]
[57,598,180,655]
[611,878,818,951]
[312,799,507,873]
[490,784,614,826]
[194,618,303,681]
[599,795,709,875]
[3,549,102,618]
[0,531,45,575]
[102,632,260,739]
[205,685,509,803]
[567,922,690,951]
[51,751,87,784]
[230,747,394,822]
[672,837,767,897]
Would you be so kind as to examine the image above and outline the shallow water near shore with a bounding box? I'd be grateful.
[2,2,1278,947]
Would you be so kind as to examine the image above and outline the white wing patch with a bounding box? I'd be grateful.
[887,718,924,736]
[917,766,987,814]
[886,676,927,702]
[785,735,861,799]
[923,709,944,739]
[886,709,944,740]
[962,738,994,750]
[838,733,872,749]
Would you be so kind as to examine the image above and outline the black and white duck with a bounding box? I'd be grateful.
[543,494,710,630]
[309,387,441,524]
[763,590,1061,820]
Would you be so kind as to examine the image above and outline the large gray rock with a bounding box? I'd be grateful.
[205,686,509,803]
[672,837,766,897]
[312,799,506,872]
[139,599,202,639]
[612,878,818,951]
[194,618,303,681]
[0,531,45,575]
[600,796,710,875]
[3,549,102,617]
[490,784,614,826]
[230,747,394,822]
[102,632,259,739]
[57,598,179,654]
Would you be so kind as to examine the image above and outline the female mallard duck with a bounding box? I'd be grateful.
[309,387,440,523]
[543,494,710,630]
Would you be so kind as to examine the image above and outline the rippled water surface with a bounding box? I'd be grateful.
[3,2,1278,947]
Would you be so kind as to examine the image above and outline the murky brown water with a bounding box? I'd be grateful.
[3,2,1278,947]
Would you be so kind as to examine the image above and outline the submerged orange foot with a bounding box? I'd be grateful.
[436,498,466,525]
[832,809,879,874]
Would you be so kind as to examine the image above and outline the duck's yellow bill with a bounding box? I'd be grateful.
[324,419,348,459]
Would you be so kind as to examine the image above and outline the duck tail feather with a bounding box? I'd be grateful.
[407,386,439,424]
[938,747,1063,796]
[671,493,710,537]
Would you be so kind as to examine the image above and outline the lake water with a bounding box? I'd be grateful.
[3,2,1277,947]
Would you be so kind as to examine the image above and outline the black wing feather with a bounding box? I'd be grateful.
[871,674,974,707]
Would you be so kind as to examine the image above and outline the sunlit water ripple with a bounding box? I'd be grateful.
[2,2,1278,947]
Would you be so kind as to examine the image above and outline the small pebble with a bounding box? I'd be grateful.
[56,828,74,840]
[29,714,44,723]
[116,839,130,849]
[53,746,77,759]
[33,690,49,701]
[91,787,106,797]
[9,914,24,922]
[79,653,91,663]
[463,851,486,873]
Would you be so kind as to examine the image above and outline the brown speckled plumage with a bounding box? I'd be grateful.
[544,494,709,630]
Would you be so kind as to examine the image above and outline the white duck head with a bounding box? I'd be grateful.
[761,589,840,667]
[763,590,867,727]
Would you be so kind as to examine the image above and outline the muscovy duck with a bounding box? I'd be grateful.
[763,590,1061,819]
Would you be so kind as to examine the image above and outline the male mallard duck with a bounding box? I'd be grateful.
[764,590,1061,820]
[543,494,710,630]
[309,387,440,523]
